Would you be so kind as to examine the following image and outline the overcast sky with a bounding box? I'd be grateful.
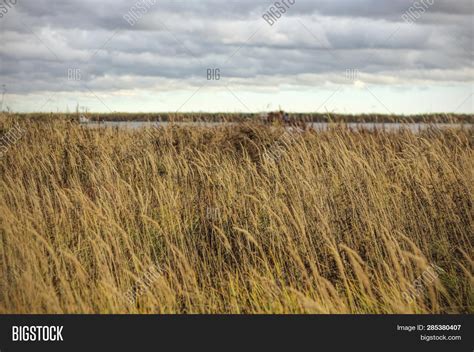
[0,0,472,114]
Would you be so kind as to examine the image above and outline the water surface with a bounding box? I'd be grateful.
[82,121,472,132]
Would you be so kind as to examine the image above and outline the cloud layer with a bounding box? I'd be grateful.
[0,0,472,113]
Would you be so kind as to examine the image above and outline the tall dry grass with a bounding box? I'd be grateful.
[0,116,472,313]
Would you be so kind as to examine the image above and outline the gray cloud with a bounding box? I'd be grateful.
[0,0,472,99]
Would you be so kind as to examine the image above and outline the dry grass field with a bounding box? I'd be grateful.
[0,115,472,314]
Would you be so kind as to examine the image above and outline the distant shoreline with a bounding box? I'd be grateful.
[5,112,474,124]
